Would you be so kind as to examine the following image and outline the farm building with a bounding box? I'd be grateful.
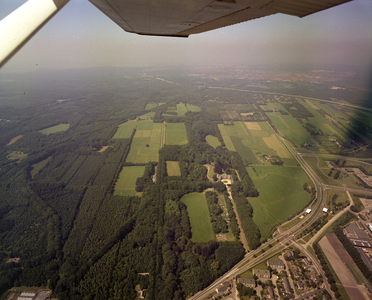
[283,277,291,293]
[238,278,256,288]
[267,260,285,270]
[253,269,270,278]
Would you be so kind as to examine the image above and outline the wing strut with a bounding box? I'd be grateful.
[0,0,69,69]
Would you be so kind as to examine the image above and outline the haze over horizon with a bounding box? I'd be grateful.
[1,0,372,72]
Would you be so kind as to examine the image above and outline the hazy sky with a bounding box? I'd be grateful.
[1,0,372,71]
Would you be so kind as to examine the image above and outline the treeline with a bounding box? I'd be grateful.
[282,101,314,119]
[334,227,372,281]
[205,191,228,234]
[313,243,339,299]
[223,192,240,240]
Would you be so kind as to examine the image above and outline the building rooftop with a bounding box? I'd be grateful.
[345,222,370,240]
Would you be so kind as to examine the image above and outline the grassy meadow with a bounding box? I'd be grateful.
[114,166,145,194]
[126,121,162,163]
[39,123,70,135]
[165,123,188,145]
[266,112,311,145]
[247,166,310,222]
[218,121,293,165]
[31,157,51,177]
[112,120,137,139]
[181,193,215,242]
[206,135,221,148]
[167,161,181,176]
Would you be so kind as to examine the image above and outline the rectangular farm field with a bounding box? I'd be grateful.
[167,161,181,176]
[181,193,215,242]
[165,123,188,145]
[112,120,137,139]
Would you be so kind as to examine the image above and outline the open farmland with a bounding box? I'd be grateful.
[145,103,158,110]
[165,123,188,145]
[247,166,310,221]
[298,99,348,140]
[114,166,145,196]
[39,123,70,135]
[126,121,162,163]
[218,121,294,165]
[248,197,278,242]
[181,193,215,242]
[265,112,311,145]
[112,120,137,139]
[166,161,181,176]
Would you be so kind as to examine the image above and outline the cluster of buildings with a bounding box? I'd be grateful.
[344,222,372,271]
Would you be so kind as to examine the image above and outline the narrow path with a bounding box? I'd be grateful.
[227,187,250,252]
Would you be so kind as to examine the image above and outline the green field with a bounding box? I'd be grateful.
[248,197,278,242]
[206,135,221,148]
[167,161,181,176]
[266,112,311,145]
[39,123,70,135]
[247,166,310,221]
[181,193,215,242]
[165,123,188,145]
[298,99,348,140]
[112,120,137,139]
[218,121,294,164]
[186,104,201,112]
[31,157,51,177]
[139,112,155,119]
[113,190,137,196]
[126,121,162,163]
[145,103,158,110]
[114,166,145,193]
[176,103,188,115]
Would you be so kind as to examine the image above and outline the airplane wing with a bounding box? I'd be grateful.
[88,0,353,37]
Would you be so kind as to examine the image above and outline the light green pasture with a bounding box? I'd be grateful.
[165,123,188,145]
[39,123,70,135]
[181,193,215,242]
[112,120,137,139]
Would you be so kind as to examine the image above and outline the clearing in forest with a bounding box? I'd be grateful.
[167,161,181,176]
[206,135,220,148]
[31,157,51,177]
[39,124,70,135]
[7,151,27,161]
[247,166,310,221]
[126,121,161,163]
[112,120,137,139]
[181,193,215,242]
[7,135,23,146]
[114,166,145,193]
[165,123,188,145]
